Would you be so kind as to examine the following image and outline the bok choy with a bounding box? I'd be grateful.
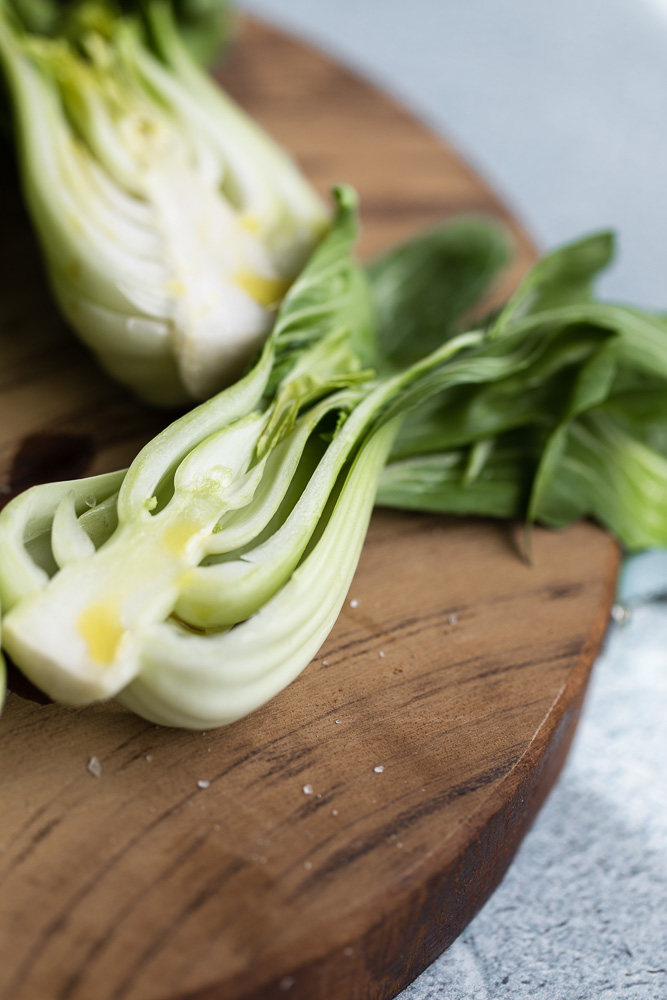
[3,195,667,730]
[0,186,370,711]
[0,0,327,405]
[0,193,562,727]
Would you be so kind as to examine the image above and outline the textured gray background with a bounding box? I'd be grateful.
[239,2,667,997]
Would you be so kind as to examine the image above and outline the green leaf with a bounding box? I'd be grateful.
[368,214,512,371]
[269,185,375,391]
[389,323,610,458]
[376,437,533,520]
[492,230,614,337]
[538,413,667,549]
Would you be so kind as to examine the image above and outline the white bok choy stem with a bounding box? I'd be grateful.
[0,467,126,716]
[1,411,273,703]
[117,419,400,729]
[0,0,328,405]
[0,469,126,610]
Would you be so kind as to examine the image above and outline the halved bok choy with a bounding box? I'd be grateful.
[5,203,666,730]
[0,195,557,728]
[0,186,371,711]
[0,0,327,405]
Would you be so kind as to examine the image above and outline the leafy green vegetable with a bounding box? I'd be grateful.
[0,0,327,405]
[0,189,370,708]
[0,198,577,726]
[4,201,667,730]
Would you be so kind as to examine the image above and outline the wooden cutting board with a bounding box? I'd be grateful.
[0,18,619,1000]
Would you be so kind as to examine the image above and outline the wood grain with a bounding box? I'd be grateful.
[0,17,618,1000]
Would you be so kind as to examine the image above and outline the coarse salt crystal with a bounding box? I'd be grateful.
[302,784,313,795]
[197,779,210,790]
[87,756,102,777]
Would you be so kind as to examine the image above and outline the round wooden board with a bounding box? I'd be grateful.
[0,18,619,1000]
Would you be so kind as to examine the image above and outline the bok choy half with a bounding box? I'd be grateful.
[3,193,667,729]
[0,0,327,405]
[0,191,557,727]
